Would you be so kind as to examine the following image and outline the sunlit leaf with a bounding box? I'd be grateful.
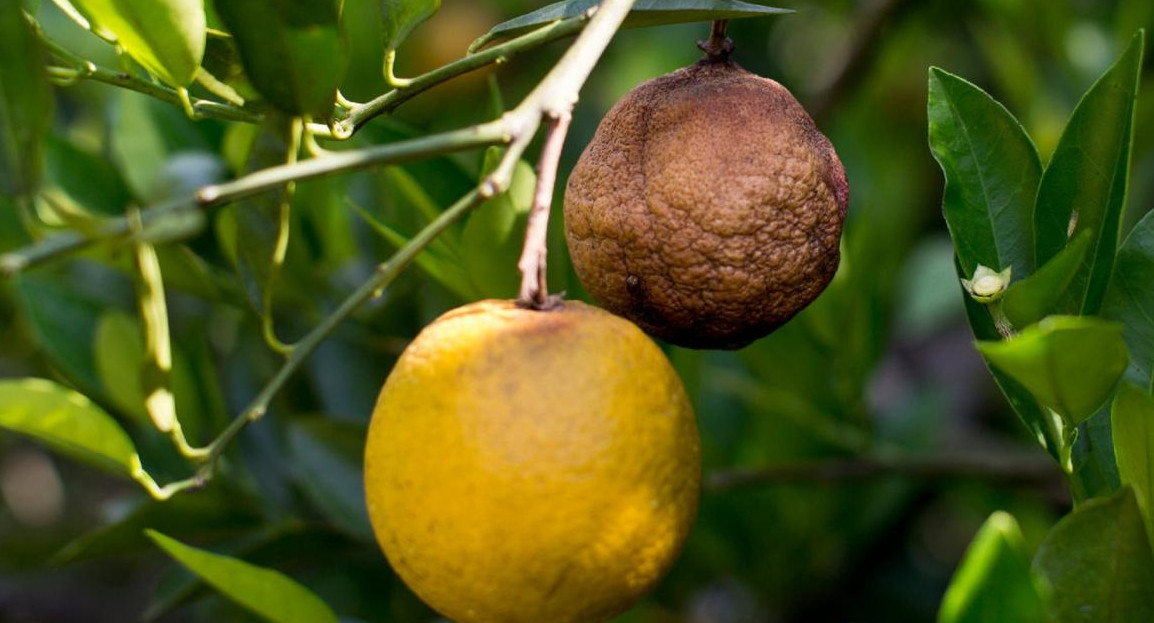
[147,530,341,623]
[0,378,137,476]
[213,0,348,119]
[938,511,1047,623]
[71,0,206,86]
[1033,487,1154,622]
[472,0,789,51]
[1112,384,1154,539]
[1033,31,1144,315]
[1101,208,1154,389]
[928,67,1040,279]
[976,316,1128,426]
[0,0,54,198]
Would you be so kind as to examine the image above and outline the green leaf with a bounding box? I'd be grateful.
[928,68,1041,279]
[213,0,349,119]
[54,489,263,563]
[71,0,206,86]
[472,0,790,51]
[293,178,358,273]
[13,273,104,395]
[224,117,295,316]
[938,511,1047,623]
[110,90,213,202]
[1033,487,1154,622]
[0,0,54,198]
[1002,231,1093,328]
[1102,208,1154,389]
[95,312,149,423]
[382,166,455,245]
[146,530,341,623]
[43,136,133,216]
[1112,384,1154,540]
[287,419,372,540]
[350,200,475,300]
[200,29,256,101]
[1033,31,1144,315]
[380,0,439,51]
[462,148,536,299]
[976,316,1128,426]
[0,378,138,476]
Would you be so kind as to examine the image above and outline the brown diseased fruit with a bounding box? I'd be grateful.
[564,58,849,349]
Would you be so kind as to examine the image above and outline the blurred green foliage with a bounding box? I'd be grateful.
[1,0,1153,622]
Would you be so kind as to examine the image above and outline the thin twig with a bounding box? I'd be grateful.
[32,20,260,124]
[193,187,490,480]
[0,124,509,276]
[338,15,591,134]
[705,451,1062,493]
[516,111,572,309]
[697,19,733,59]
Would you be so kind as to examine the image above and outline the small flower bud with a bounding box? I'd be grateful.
[961,265,1011,304]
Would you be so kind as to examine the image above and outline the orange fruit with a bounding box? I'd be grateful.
[565,58,848,349]
[364,300,701,623]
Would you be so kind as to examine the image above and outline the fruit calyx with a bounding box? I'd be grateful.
[514,291,568,312]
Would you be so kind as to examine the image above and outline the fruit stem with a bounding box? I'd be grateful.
[698,20,734,59]
[516,111,572,310]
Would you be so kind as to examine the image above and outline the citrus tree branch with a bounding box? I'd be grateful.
[191,186,490,485]
[338,13,592,135]
[705,451,1063,493]
[517,111,571,308]
[32,19,261,124]
[124,0,639,497]
[0,123,509,276]
[500,0,635,308]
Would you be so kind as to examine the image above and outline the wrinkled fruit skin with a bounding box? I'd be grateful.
[565,59,849,349]
[365,300,701,623]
